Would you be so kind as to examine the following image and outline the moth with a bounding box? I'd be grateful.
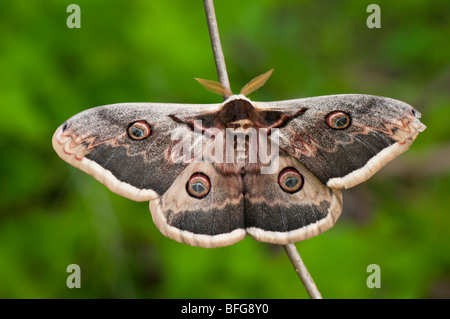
[52,70,426,248]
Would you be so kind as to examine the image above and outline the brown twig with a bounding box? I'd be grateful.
[202,0,231,99]
[283,244,322,299]
[202,0,322,299]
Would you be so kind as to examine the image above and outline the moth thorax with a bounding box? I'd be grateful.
[220,99,256,125]
[236,134,249,164]
[226,128,257,166]
[225,119,254,130]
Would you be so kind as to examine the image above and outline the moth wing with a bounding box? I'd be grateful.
[244,153,343,244]
[254,94,426,189]
[52,102,222,201]
[149,162,246,248]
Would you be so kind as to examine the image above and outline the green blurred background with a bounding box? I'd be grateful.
[0,0,449,298]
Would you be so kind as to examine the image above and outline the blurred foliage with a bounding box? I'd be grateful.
[0,0,449,299]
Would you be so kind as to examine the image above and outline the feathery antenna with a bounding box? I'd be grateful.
[240,69,274,96]
[194,78,233,98]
